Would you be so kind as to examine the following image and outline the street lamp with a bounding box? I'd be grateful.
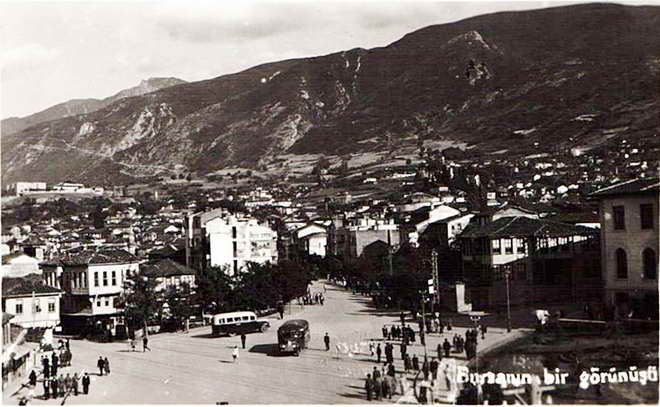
[504,268,512,333]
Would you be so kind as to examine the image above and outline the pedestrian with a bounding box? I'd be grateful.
[143,335,151,352]
[387,362,396,377]
[400,342,407,359]
[480,324,486,340]
[365,373,373,401]
[400,311,405,326]
[52,354,59,376]
[29,370,37,387]
[382,325,388,339]
[241,334,247,349]
[320,295,324,306]
[232,345,239,363]
[72,372,79,396]
[51,377,58,399]
[58,374,65,397]
[130,338,137,352]
[64,373,72,395]
[43,376,50,400]
[422,356,429,380]
[97,356,105,376]
[430,358,439,381]
[437,342,443,359]
[374,375,382,401]
[420,329,426,346]
[404,354,411,372]
[82,372,90,394]
[369,342,375,357]
[372,366,381,380]
[324,332,330,351]
[104,357,110,375]
[66,339,70,351]
[376,343,382,363]
[278,303,285,319]
[443,338,451,358]
[412,354,420,371]
[381,374,391,399]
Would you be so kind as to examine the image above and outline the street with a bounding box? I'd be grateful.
[5,281,526,405]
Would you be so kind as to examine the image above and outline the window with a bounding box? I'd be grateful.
[242,316,249,321]
[112,271,117,286]
[226,318,234,323]
[34,299,41,313]
[643,248,657,280]
[515,263,527,281]
[615,248,628,279]
[94,272,99,287]
[96,301,101,307]
[15,302,23,315]
[640,204,654,230]
[105,299,110,306]
[491,239,501,255]
[613,206,625,230]
[503,239,513,254]
[48,300,56,313]
[103,271,108,286]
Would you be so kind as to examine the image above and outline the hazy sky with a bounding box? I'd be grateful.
[0,0,653,119]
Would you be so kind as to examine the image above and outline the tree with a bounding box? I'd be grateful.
[120,270,160,336]
[194,266,235,315]
[162,283,193,331]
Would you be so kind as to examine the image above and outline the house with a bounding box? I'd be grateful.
[1,274,62,328]
[1,253,40,278]
[141,259,197,292]
[328,215,400,260]
[589,177,659,319]
[459,216,602,309]
[40,249,140,337]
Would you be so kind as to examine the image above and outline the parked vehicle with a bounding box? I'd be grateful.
[277,319,310,356]
[211,311,270,337]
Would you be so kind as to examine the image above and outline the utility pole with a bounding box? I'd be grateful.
[431,249,439,310]
[504,269,512,333]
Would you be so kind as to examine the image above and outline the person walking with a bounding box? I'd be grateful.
[143,336,151,352]
[50,377,58,399]
[52,354,59,376]
[130,338,137,352]
[382,325,388,340]
[66,339,70,352]
[232,345,239,363]
[72,372,79,396]
[376,343,382,363]
[324,333,330,351]
[104,357,110,375]
[29,370,37,387]
[404,353,411,372]
[82,373,90,395]
[97,356,105,376]
[373,375,382,401]
[372,366,381,380]
[43,376,50,400]
[241,334,247,349]
[381,374,391,399]
[430,358,439,381]
[412,354,420,371]
[365,373,374,401]
[400,342,407,359]
[443,338,451,358]
[387,362,396,377]
[58,374,65,397]
[64,374,72,395]
[277,303,285,320]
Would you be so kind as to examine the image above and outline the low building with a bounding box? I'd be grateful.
[1,274,62,328]
[328,215,400,260]
[141,259,197,292]
[590,177,658,319]
[1,253,40,278]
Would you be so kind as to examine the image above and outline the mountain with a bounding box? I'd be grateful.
[2,3,659,186]
[1,77,187,136]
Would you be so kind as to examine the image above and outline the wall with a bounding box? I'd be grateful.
[3,294,60,328]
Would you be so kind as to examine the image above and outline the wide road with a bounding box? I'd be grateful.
[14,281,410,405]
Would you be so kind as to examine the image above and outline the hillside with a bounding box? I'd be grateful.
[1,77,187,137]
[2,3,658,185]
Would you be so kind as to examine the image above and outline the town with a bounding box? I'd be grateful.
[2,138,658,404]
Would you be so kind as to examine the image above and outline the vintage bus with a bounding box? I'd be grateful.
[277,319,310,356]
[211,311,270,336]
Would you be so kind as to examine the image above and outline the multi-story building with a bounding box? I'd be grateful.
[4,182,47,196]
[459,216,602,309]
[328,215,400,260]
[186,210,278,275]
[40,249,140,336]
[141,259,197,292]
[590,177,659,318]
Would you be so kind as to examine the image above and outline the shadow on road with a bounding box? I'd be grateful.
[247,344,287,357]
[337,392,367,401]
[191,333,216,339]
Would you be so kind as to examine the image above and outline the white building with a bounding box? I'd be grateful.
[1,275,62,328]
[5,182,47,196]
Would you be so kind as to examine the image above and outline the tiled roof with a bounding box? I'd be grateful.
[2,274,62,297]
[590,177,659,198]
[47,248,138,266]
[141,259,196,278]
[3,312,15,325]
[460,216,599,239]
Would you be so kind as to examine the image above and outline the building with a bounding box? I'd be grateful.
[1,274,62,328]
[459,216,602,309]
[281,223,328,261]
[186,210,278,275]
[1,253,40,278]
[40,249,140,336]
[328,215,400,260]
[5,182,47,196]
[590,177,659,318]
[141,259,197,292]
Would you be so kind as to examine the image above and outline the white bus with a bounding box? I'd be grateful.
[211,311,270,336]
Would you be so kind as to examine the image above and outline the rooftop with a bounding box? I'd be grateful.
[460,216,599,239]
[43,248,138,266]
[2,274,62,297]
[141,259,197,278]
[590,177,659,198]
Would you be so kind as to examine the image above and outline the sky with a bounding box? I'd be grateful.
[0,0,654,119]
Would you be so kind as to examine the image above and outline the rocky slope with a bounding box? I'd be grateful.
[1,77,187,136]
[2,3,658,185]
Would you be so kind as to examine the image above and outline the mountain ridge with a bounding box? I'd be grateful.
[2,3,658,185]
